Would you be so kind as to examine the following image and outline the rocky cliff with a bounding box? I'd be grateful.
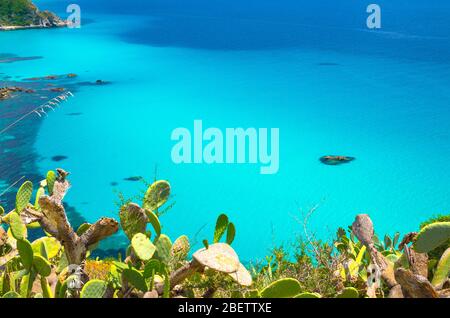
[0,0,65,29]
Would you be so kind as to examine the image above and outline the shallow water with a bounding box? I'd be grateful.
[1,0,449,260]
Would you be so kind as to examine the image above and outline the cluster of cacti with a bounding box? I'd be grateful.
[0,169,118,298]
[0,169,448,298]
[347,214,450,298]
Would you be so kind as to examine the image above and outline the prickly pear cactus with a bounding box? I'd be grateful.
[132,233,156,261]
[122,268,147,292]
[226,222,236,245]
[171,235,190,260]
[431,247,450,287]
[15,181,33,214]
[46,171,57,195]
[259,278,302,298]
[2,291,21,298]
[414,222,450,253]
[40,277,53,298]
[80,279,108,298]
[144,209,161,239]
[119,203,147,240]
[336,287,359,298]
[16,239,34,271]
[214,214,229,243]
[31,237,61,259]
[9,212,27,240]
[143,180,170,212]
[34,186,45,210]
[33,255,51,277]
[295,292,322,298]
[155,234,172,264]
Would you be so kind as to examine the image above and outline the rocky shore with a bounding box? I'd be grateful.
[0,0,66,31]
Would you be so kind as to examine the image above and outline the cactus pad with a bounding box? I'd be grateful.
[132,233,156,261]
[33,255,51,277]
[431,247,450,287]
[226,222,236,245]
[414,222,450,253]
[2,291,21,298]
[15,181,33,214]
[295,292,322,298]
[46,171,57,195]
[155,234,172,264]
[17,239,34,271]
[144,209,161,239]
[143,180,170,212]
[193,243,240,273]
[336,287,359,298]
[171,235,190,260]
[80,279,108,298]
[214,214,229,243]
[119,203,147,240]
[259,278,302,298]
[31,237,61,259]
[9,212,27,240]
[122,268,147,292]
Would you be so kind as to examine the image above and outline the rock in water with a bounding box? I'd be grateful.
[320,155,355,166]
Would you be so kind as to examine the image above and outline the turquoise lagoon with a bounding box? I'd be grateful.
[0,0,449,260]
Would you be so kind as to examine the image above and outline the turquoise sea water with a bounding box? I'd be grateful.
[1,1,449,261]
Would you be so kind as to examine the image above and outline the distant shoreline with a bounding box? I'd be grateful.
[0,22,67,31]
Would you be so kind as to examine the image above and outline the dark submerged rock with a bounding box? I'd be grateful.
[124,176,143,182]
[51,155,68,162]
[320,155,355,166]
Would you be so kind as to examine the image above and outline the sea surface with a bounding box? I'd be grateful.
[1,0,449,261]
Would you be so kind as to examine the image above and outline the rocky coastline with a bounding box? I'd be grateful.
[0,0,66,31]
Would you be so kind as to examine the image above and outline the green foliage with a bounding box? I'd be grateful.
[15,181,33,214]
[420,214,450,229]
[1,171,447,299]
[414,222,450,253]
[0,0,35,26]
[259,278,302,298]
[131,233,156,261]
[80,279,108,298]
